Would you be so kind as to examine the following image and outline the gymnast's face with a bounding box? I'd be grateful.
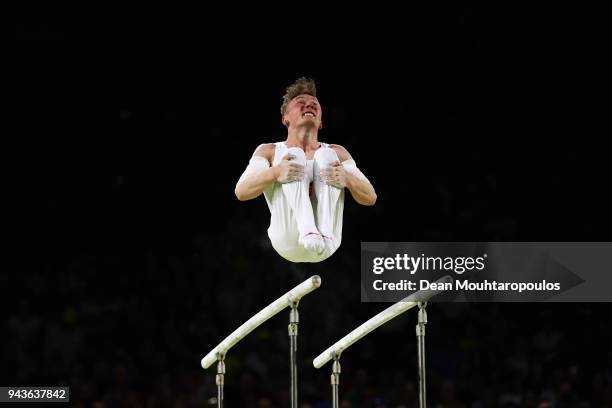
[282,94,323,130]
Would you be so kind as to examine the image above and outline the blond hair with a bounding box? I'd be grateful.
[280,77,317,116]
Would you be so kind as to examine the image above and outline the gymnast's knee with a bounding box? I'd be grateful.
[314,146,339,168]
[286,147,306,165]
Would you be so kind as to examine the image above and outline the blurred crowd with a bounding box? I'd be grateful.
[4,198,611,407]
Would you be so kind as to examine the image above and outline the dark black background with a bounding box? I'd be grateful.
[5,5,611,407]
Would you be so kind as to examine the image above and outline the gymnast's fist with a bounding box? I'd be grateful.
[320,161,347,189]
[275,153,305,183]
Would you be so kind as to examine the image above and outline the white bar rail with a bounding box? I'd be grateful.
[313,275,453,369]
[201,275,322,369]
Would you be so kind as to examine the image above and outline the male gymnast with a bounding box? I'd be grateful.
[235,78,376,262]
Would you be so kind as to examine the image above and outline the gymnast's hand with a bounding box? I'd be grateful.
[320,161,347,188]
[275,153,305,183]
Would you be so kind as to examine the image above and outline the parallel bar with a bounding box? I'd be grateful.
[416,303,427,408]
[202,276,322,369]
[289,306,299,408]
[331,358,341,408]
[313,275,452,369]
[216,354,225,408]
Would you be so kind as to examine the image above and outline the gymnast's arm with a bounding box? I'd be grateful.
[235,144,278,201]
[330,144,377,206]
[235,144,305,201]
